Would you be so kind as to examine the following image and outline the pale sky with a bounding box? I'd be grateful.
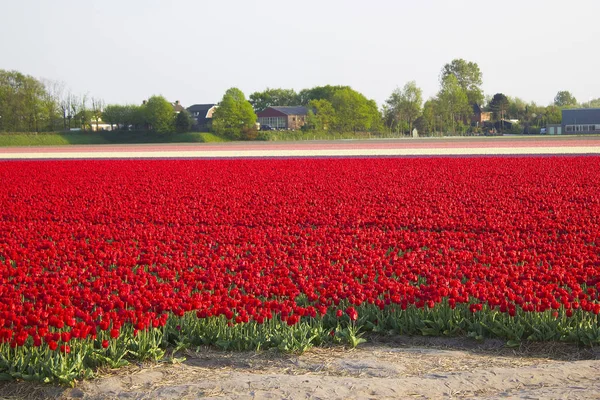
[1,0,599,108]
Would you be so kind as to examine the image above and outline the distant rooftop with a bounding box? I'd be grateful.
[562,108,600,125]
[269,106,308,116]
[187,104,216,113]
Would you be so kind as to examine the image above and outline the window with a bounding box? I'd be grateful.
[258,117,286,129]
[566,125,574,132]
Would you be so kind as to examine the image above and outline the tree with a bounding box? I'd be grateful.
[175,110,193,132]
[543,105,562,125]
[385,81,423,135]
[91,97,105,131]
[581,98,600,108]
[306,99,336,131]
[330,88,380,133]
[440,59,484,106]
[212,88,257,140]
[0,69,50,132]
[416,99,439,136]
[40,79,64,131]
[102,104,122,130]
[144,95,175,134]
[554,91,578,108]
[437,75,470,134]
[249,88,299,112]
[298,85,352,105]
[488,93,510,131]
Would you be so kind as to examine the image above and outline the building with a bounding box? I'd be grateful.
[89,120,114,131]
[172,101,185,114]
[187,104,217,130]
[256,106,308,130]
[561,108,600,134]
[546,124,562,135]
[471,104,492,126]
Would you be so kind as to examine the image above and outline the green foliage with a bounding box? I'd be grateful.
[306,99,337,131]
[554,90,578,108]
[488,93,510,120]
[417,99,439,136]
[581,98,600,108]
[0,69,56,132]
[437,75,471,134]
[544,105,562,124]
[144,95,175,134]
[249,88,299,112]
[298,85,352,105]
[330,88,381,132]
[385,81,423,134]
[212,88,257,140]
[441,59,484,105]
[175,110,193,133]
[3,302,600,384]
[509,122,523,134]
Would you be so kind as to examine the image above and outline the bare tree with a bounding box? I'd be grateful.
[91,97,105,131]
[59,91,76,130]
[40,79,64,131]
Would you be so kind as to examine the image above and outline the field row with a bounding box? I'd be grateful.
[1,157,600,383]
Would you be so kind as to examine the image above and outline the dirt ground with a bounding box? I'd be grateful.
[2,336,600,400]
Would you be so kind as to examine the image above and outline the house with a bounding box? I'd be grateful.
[90,120,114,131]
[561,108,600,134]
[186,104,217,130]
[172,100,185,114]
[256,106,308,130]
[471,104,491,126]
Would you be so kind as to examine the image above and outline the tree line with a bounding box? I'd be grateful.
[1,62,599,136]
[0,70,192,134]
[247,59,598,136]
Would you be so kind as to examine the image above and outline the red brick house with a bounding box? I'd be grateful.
[471,104,491,126]
[257,106,308,130]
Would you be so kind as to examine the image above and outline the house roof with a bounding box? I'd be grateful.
[473,104,484,113]
[269,106,308,116]
[187,104,216,114]
[562,108,600,125]
[172,101,185,113]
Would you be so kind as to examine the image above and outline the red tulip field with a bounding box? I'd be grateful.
[1,156,600,383]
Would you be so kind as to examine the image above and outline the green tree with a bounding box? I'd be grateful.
[488,93,510,131]
[330,88,380,132]
[175,110,193,132]
[554,90,578,108]
[416,99,439,136]
[102,105,121,130]
[543,105,562,125]
[144,95,175,134]
[438,75,470,134]
[212,88,257,140]
[581,98,600,108]
[306,99,336,131]
[0,69,50,132]
[249,88,299,112]
[440,59,484,106]
[298,85,352,105]
[385,81,423,135]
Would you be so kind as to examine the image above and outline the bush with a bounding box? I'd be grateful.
[509,123,523,135]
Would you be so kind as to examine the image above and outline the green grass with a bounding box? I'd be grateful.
[0,132,229,146]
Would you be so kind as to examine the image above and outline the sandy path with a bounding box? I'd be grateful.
[3,338,597,399]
